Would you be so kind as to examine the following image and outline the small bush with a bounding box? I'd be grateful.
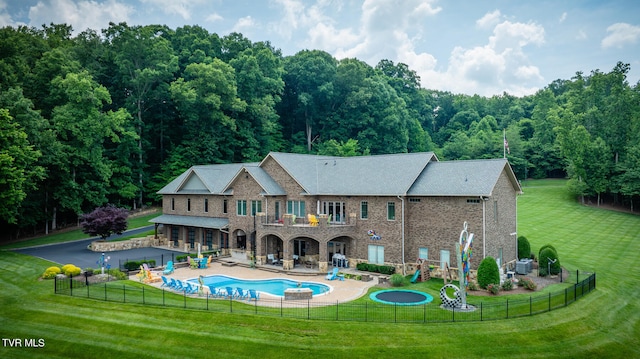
[467,281,479,291]
[61,264,82,277]
[122,259,157,271]
[390,274,405,287]
[517,236,531,260]
[538,247,561,276]
[538,244,557,258]
[378,265,396,275]
[42,266,61,279]
[477,256,500,289]
[519,277,537,290]
[501,278,514,291]
[487,283,500,295]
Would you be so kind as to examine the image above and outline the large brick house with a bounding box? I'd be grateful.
[151,152,522,275]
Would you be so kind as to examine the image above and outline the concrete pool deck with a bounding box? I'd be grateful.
[132,259,380,306]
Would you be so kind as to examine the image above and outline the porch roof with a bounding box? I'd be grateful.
[149,214,229,229]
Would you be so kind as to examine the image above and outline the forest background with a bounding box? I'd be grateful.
[1,23,639,241]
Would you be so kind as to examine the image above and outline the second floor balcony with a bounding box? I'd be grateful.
[256,213,358,238]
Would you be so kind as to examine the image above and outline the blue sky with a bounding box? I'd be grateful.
[2,0,639,96]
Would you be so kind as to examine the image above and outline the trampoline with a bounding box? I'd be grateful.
[370,289,434,306]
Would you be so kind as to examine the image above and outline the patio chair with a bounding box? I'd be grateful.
[326,267,339,280]
[236,287,249,300]
[183,281,197,294]
[248,289,260,302]
[267,254,280,265]
[160,276,171,288]
[308,214,319,226]
[163,261,174,275]
[172,279,184,291]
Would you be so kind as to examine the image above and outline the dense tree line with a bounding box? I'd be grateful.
[1,23,639,240]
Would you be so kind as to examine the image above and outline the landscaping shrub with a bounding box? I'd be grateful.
[519,277,537,290]
[538,247,561,276]
[487,283,500,295]
[517,236,531,260]
[501,278,514,291]
[467,281,479,291]
[390,274,405,287]
[42,266,61,279]
[122,259,157,271]
[355,263,395,275]
[538,244,557,259]
[61,264,82,277]
[477,256,500,289]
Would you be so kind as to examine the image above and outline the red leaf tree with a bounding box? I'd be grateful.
[80,205,129,240]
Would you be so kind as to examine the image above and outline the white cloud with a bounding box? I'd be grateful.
[419,19,545,96]
[28,0,134,34]
[0,0,19,28]
[601,22,640,48]
[559,12,567,23]
[576,29,587,40]
[476,10,501,29]
[205,12,223,23]
[232,16,257,34]
[140,0,202,20]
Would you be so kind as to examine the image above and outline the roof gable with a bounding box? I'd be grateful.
[407,158,522,196]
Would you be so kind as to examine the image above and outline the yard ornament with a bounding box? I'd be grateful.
[440,222,474,310]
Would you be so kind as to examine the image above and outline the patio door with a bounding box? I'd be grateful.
[322,201,346,223]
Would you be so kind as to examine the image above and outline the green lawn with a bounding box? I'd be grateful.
[0,181,638,358]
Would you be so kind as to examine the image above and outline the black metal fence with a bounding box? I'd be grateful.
[55,271,595,324]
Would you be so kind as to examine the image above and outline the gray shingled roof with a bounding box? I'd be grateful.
[157,163,258,194]
[314,152,437,195]
[407,158,514,196]
[149,214,229,229]
[265,152,337,193]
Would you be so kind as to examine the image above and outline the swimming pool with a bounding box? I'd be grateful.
[188,275,331,297]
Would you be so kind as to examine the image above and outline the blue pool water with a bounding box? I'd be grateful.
[188,275,331,297]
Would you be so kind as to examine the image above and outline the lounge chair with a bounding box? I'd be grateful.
[308,214,319,226]
[207,285,221,298]
[326,267,339,280]
[248,289,260,302]
[224,287,235,299]
[163,261,174,275]
[161,276,171,288]
[236,287,249,300]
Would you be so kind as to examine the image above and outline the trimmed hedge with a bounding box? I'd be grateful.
[517,236,531,260]
[477,256,500,289]
[538,247,561,276]
[122,259,156,271]
[356,262,396,275]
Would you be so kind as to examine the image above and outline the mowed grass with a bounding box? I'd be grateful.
[0,180,638,358]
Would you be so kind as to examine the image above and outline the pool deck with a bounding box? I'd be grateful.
[132,258,380,306]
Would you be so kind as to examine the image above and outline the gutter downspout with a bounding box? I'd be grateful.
[398,195,406,275]
[482,196,487,259]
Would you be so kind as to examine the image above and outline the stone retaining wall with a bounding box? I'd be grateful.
[91,236,167,252]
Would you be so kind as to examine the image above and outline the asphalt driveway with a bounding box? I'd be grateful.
[13,226,184,270]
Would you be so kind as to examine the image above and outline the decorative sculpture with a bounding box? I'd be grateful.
[440,222,474,310]
[97,252,111,275]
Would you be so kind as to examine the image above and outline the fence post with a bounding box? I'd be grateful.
[548,292,551,312]
[365,302,368,322]
[70,274,73,296]
[529,296,532,316]
[163,289,165,306]
[308,299,311,320]
[506,299,509,319]
[104,283,107,301]
[336,301,339,321]
[123,285,126,303]
[142,286,145,304]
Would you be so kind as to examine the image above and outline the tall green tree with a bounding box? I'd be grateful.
[0,109,43,224]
